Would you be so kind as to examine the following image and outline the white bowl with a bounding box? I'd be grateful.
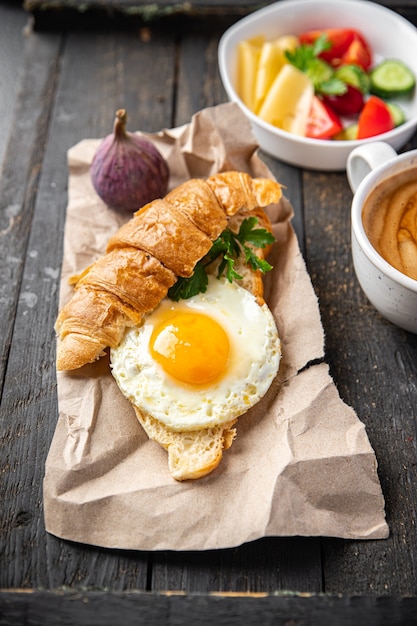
[218,0,417,170]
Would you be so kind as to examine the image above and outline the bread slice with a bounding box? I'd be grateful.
[134,408,237,481]
[130,206,275,481]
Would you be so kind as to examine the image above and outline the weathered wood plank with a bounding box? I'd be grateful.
[0,30,68,591]
[216,537,322,592]
[0,29,61,390]
[0,26,176,590]
[260,153,305,252]
[0,4,30,170]
[1,590,417,626]
[23,0,256,32]
[0,33,65,596]
[22,0,417,31]
[150,538,323,593]
[175,30,226,127]
[301,139,417,595]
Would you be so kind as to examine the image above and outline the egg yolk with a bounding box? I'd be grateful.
[150,311,230,386]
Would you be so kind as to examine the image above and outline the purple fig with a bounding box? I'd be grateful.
[91,109,169,213]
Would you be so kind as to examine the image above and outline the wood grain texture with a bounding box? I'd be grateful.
[0,23,175,592]
[301,155,417,595]
[22,0,417,32]
[0,32,61,388]
[1,1,417,621]
[0,4,29,169]
[1,590,417,625]
[175,30,226,127]
[150,538,323,593]
[0,30,64,591]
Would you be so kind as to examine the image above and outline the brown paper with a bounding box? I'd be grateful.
[44,102,388,550]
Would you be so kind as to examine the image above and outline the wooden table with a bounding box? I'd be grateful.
[1,1,417,623]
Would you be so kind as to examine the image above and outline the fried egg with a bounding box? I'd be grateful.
[110,276,281,431]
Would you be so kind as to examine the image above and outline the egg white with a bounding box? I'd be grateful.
[110,276,281,431]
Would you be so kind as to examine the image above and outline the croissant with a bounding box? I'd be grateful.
[55,171,282,371]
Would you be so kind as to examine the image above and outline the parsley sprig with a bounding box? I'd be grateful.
[285,34,347,96]
[167,217,275,301]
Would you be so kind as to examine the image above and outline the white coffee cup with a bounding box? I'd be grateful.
[347,141,417,334]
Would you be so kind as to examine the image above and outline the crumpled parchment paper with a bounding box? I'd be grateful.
[44,102,389,550]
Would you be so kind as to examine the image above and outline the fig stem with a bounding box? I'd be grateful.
[114,109,128,140]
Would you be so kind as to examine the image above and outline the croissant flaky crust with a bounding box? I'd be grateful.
[55,171,282,371]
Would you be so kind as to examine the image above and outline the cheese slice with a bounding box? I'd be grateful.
[258,64,314,136]
[254,36,299,113]
[236,37,264,111]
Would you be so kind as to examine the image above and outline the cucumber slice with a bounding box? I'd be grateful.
[370,60,416,99]
[386,101,406,127]
[335,64,370,94]
[334,123,358,141]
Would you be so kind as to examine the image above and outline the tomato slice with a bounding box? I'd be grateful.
[357,96,394,139]
[299,28,355,64]
[340,37,372,71]
[299,28,372,69]
[305,96,343,139]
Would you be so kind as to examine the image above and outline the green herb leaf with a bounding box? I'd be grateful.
[304,58,332,87]
[235,216,276,248]
[217,253,244,282]
[167,261,208,301]
[207,228,240,264]
[244,247,273,273]
[311,34,333,57]
[285,34,331,73]
[285,45,314,73]
[167,217,276,301]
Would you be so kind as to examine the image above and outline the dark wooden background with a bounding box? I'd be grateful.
[21,0,417,29]
[1,0,417,623]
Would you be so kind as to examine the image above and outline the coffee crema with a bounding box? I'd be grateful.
[362,167,417,281]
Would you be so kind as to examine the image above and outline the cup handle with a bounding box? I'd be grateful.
[346,141,398,193]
